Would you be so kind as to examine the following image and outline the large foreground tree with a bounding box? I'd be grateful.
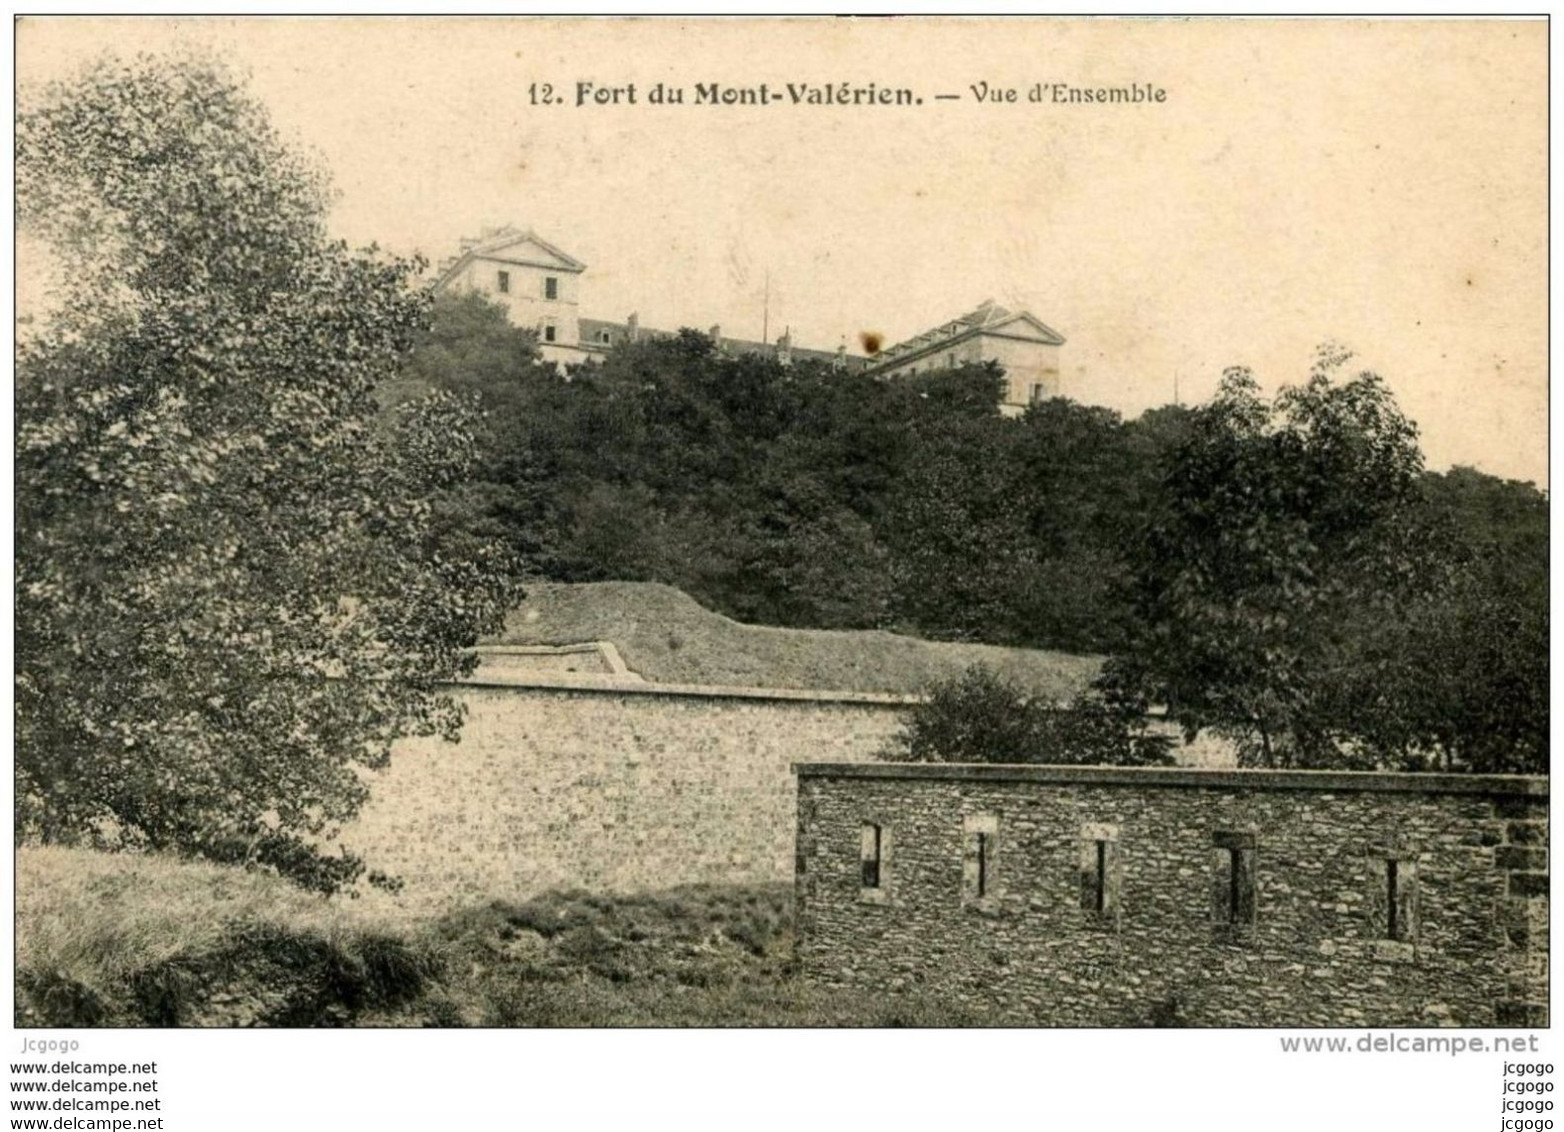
[16,56,518,892]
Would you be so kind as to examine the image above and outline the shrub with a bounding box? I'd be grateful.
[894,664,1173,766]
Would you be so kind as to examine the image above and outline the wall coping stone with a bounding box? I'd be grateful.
[459,642,1199,720]
[473,640,635,676]
[443,673,925,707]
[792,761,1549,797]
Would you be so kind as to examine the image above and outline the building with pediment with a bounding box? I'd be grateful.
[859,300,1067,416]
[435,229,1065,411]
[434,227,591,366]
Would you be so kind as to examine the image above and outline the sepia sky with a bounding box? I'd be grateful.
[16,16,1549,487]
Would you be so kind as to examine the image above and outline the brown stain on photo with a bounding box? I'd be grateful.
[859,331,884,356]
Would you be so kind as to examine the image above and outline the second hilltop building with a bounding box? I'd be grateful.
[435,226,1066,414]
[861,300,1066,413]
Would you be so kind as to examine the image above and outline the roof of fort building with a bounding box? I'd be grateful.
[862,299,1066,374]
[576,318,870,371]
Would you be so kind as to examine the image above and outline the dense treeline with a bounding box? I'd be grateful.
[395,292,1189,652]
[400,293,1547,773]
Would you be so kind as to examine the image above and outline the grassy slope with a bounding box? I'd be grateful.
[16,846,438,1027]
[18,847,976,1027]
[495,581,1102,700]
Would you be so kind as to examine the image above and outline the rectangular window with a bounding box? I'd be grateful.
[497,270,510,293]
[542,322,557,343]
[544,276,559,300]
[1029,383,1048,404]
[1226,849,1252,922]
[859,822,889,905]
[860,823,882,889]
[1211,831,1257,929]
[1079,824,1120,917]
[1094,841,1106,909]
[1369,854,1417,944]
[963,814,1000,909]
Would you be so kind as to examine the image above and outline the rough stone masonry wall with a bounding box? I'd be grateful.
[342,682,909,918]
[794,764,1548,1027]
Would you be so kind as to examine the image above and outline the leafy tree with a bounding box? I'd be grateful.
[878,418,1031,642]
[1337,468,1548,773]
[16,55,517,892]
[893,665,1173,766]
[380,289,544,450]
[1005,399,1169,652]
[1419,466,1548,607]
[393,290,567,576]
[394,289,543,404]
[1099,348,1429,768]
[1341,564,1547,774]
[679,475,893,630]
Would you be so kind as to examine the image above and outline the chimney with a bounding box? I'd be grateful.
[777,328,793,367]
[709,324,722,342]
[835,343,847,370]
[627,312,640,342]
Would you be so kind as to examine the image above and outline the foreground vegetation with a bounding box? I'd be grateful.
[16,847,436,1027]
[17,847,973,1028]
[17,57,516,894]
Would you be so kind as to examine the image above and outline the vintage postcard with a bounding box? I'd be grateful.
[10,13,1550,1128]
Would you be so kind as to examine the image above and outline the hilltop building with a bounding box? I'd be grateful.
[576,316,863,371]
[434,227,589,366]
[435,227,1064,407]
[860,301,1066,415]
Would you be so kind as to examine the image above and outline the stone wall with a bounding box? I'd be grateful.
[793,763,1549,1027]
[341,680,911,918]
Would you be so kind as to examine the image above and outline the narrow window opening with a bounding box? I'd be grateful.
[1079,825,1120,918]
[1212,831,1256,929]
[1095,840,1108,913]
[544,276,559,300]
[976,833,988,898]
[963,814,999,906]
[497,270,510,293]
[1385,860,1399,940]
[860,823,882,889]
